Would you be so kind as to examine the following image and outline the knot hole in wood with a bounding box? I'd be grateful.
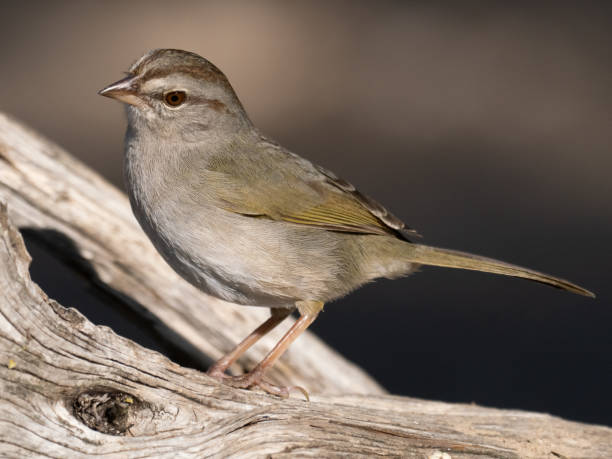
[73,390,144,436]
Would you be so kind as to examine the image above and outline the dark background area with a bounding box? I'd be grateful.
[1,1,610,426]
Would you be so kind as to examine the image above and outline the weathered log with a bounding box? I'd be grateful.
[0,112,610,457]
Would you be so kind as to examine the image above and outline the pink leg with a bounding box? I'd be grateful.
[207,308,291,378]
[209,301,324,399]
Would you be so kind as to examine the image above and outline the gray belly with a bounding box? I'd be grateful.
[129,192,363,308]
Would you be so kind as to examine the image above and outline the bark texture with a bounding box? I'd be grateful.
[0,112,610,457]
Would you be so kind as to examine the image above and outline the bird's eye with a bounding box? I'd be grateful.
[164,91,186,107]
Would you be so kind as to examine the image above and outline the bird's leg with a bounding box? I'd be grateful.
[210,300,323,399]
[207,307,291,378]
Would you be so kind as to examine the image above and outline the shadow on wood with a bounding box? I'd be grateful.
[21,226,213,372]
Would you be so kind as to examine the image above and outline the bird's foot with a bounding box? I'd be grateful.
[207,367,309,401]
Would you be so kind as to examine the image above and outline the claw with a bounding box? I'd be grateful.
[290,385,310,402]
[208,370,310,401]
[258,379,310,401]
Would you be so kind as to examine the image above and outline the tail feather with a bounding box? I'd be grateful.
[406,244,594,298]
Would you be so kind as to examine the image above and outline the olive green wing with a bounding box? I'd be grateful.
[203,145,420,239]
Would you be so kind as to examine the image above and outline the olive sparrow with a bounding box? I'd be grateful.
[99,49,594,398]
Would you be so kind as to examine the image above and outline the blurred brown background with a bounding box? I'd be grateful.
[1,1,610,425]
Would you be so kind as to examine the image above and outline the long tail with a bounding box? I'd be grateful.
[405,244,595,298]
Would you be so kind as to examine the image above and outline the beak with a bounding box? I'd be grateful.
[98,75,142,106]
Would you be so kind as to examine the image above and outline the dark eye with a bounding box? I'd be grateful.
[164,91,186,107]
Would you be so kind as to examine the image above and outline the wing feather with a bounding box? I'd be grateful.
[203,140,420,239]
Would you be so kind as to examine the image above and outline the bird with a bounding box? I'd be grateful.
[99,49,594,398]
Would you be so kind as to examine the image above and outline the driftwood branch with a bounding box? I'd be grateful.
[0,112,610,457]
